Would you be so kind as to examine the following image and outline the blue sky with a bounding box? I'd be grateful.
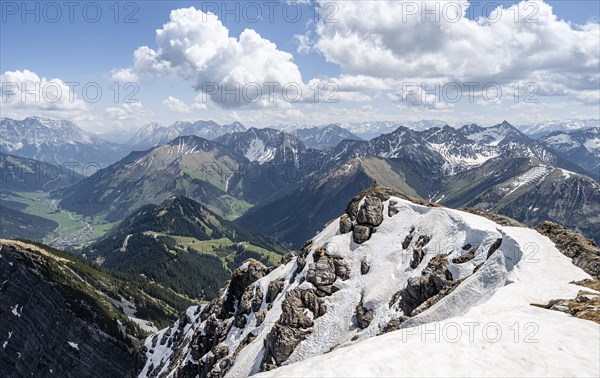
[1,1,599,133]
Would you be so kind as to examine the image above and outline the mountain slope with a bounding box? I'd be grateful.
[291,124,362,149]
[236,157,418,247]
[0,117,129,166]
[0,205,58,240]
[86,196,287,299]
[1,152,83,192]
[128,120,246,149]
[538,127,599,175]
[0,239,198,376]
[440,158,600,244]
[216,128,327,203]
[138,188,600,377]
[58,136,251,222]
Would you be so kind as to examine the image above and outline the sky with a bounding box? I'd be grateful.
[1,0,599,136]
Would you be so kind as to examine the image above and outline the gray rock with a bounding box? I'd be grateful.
[388,200,399,217]
[307,259,337,287]
[339,214,353,234]
[353,225,372,244]
[361,260,370,275]
[410,248,425,269]
[356,195,384,227]
[355,301,374,329]
[266,278,285,303]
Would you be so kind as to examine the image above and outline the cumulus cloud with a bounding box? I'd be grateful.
[162,96,191,113]
[113,7,305,108]
[0,69,91,118]
[110,68,139,83]
[312,0,599,105]
[104,102,152,129]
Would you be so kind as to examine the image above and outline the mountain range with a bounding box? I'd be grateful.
[127,120,247,150]
[49,120,600,247]
[538,127,599,176]
[0,117,130,167]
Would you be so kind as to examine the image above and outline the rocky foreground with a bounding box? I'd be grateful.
[138,187,600,378]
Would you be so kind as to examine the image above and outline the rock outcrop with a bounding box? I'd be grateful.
[536,221,600,279]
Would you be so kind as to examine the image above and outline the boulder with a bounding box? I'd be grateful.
[361,260,370,275]
[353,225,372,244]
[307,259,337,287]
[339,214,353,234]
[356,195,384,227]
[388,200,399,217]
[355,301,374,329]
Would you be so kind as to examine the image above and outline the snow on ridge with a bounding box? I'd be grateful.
[139,194,598,378]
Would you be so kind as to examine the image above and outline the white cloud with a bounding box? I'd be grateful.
[113,7,305,108]
[110,68,139,83]
[104,102,152,129]
[312,1,600,104]
[162,96,191,113]
[0,69,91,119]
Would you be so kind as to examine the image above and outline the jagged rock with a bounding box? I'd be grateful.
[392,254,454,316]
[340,214,353,234]
[415,235,431,248]
[262,324,311,369]
[486,238,503,259]
[462,243,472,250]
[291,255,307,283]
[536,221,600,279]
[388,200,399,217]
[402,227,415,249]
[381,316,409,334]
[307,258,337,287]
[356,195,384,227]
[332,258,350,280]
[261,288,326,370]
[223,259,268,316]
[280,252,297,266]
[255,310,266,327]
[346,187,440,221]
[355,301,374,329]
[353,225,372,244]
[361,260,370,275]
[452,247,478,264]
[280,288,326,328]
[252,286,264,313]
[410,248,425,269]
[544,289,600,325]
[266,278,285,303]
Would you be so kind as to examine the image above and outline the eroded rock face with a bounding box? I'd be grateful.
[0,245,136,377]
[356,196,384,227]
[223,260,269,317]
[261,288,326,370]
[266,278,285,303]
[391,254,456,316]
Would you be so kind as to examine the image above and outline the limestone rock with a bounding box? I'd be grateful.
[339,214,353,234]
[356,195,384,227]
[353,225,372,244]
